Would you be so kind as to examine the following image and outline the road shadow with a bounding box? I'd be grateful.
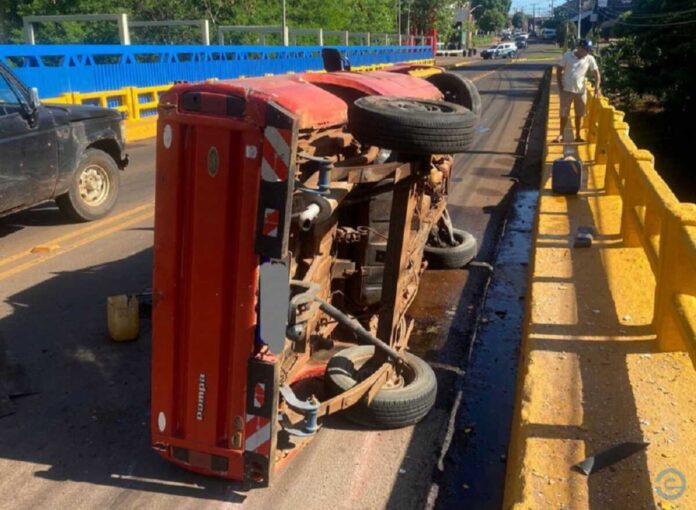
[0,246,246,504]
[0,203,70,238]
[383,67,551,510]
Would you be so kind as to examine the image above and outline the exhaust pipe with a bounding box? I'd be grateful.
[298,203,321,231]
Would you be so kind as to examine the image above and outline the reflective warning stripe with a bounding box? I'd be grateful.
[254,382,266,408]
[262,209,279,238]
[255,102,298,264]
[261,126,291,182]
[245,414,271,456]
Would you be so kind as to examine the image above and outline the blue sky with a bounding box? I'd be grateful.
[508,0,557,17]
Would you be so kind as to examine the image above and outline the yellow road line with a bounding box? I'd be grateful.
[0,209,154,282]
[472,69,498,82]
[0,203,152,269]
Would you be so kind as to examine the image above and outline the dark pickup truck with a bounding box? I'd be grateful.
[0,62,127,222]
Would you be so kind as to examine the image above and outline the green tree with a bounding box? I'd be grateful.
[604,0,696,120]
[477,9,506,32]
[473,0,512,16]
[406,0,456,41]
[1,0,401,44]
[511,11,526,29]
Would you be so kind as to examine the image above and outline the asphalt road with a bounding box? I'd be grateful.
[0,44,557,510]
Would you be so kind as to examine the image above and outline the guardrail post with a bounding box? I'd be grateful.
[604,128,619,195]
[620,149,653,248]
[604,121,628,195]
[126,87,138,120]
[201,20,210,45]
[654,204,696,352]
[586,95,599,142]
[23,21,35,45]
[118,13,131,45]
[594,103,613,165]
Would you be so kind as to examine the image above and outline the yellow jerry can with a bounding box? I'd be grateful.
[107,294,140,342]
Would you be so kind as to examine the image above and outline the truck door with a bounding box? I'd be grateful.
[0,68,57,214]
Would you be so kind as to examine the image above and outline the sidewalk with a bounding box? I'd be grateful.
[503,83,696,509]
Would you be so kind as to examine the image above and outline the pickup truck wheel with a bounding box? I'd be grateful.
[348,96,477,154]
[426,72,482,118]
[325,345,437,429]
[56,148,120,221]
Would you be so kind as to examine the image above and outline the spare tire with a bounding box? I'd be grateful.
[424,228,477,269]
[325,345,437,429]
[348,96,477,155]
[426,72,482,118]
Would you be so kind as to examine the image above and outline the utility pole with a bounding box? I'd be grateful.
[398,0,402,39]
[577,0,582,38]
[531,3,536,32]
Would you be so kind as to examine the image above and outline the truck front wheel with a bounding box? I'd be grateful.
[56,148,120,222]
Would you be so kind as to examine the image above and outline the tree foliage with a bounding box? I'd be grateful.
[511,11,526,29]
[478,9,506,32]
[0,0,413,44]
[600,0,696,119]
[473,0,512,17]
[471,0,511,34]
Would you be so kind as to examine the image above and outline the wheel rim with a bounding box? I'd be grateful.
[353,353,415,391]
[385,99,455,114]
[78,164,110,207]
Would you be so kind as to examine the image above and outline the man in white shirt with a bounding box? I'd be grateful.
[553,39,601,143]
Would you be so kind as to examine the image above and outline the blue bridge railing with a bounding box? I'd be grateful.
[0,44,432,98]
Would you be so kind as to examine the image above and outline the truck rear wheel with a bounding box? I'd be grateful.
[426,72,482,118]
[325,345,437,429]
[56,148,120,221]
[348,96,477,154]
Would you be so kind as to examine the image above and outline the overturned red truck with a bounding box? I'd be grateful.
[151,53,481,486]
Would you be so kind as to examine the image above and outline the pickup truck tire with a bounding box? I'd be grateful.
[325,345,437,429]
[424,228,477,269]
[56,148,120,221]
[348,96,476,154]
[426,72,482,118]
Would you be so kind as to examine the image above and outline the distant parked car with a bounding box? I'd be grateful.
[541,28,557,40]
[0,63,127,221]
[515,37,528,49]
[481,43,518,59]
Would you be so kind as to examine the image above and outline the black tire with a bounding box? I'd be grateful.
[325,345,437,429]
[348,96,477,155]
[424,228,477,269]
[56,148,120,222]
[426,72,482,118]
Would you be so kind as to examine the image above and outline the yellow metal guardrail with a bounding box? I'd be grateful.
[45,85,169,142]
[584,85,696,363]
[42,59,435,143]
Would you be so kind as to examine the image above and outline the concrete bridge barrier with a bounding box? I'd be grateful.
[504,77,696,509]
